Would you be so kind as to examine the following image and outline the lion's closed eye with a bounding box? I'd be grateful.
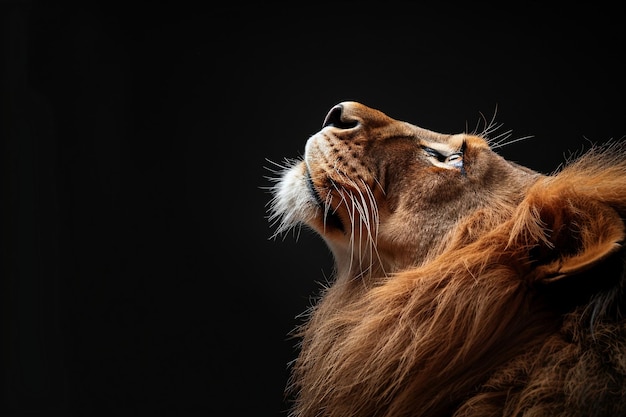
[423,145,464,170]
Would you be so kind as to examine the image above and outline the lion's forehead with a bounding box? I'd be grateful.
[418,133,488,150]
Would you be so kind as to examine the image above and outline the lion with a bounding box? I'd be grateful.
[267,102,626,417]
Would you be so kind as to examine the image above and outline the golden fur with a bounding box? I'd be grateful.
[268,102,626,417]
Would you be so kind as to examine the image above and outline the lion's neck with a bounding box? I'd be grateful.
[327,232,454,283]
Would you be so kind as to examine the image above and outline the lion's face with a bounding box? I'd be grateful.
[270,101,539,278]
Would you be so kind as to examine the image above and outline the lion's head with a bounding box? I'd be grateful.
[268,102,626,417]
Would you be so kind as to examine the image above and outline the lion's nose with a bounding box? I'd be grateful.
[322,104,359,129]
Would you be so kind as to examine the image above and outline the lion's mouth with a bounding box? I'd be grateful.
[306,169,345,233]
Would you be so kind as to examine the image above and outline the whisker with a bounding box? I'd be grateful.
[323,188,335,234]
[372,176,385,196]
[363,179,386,277]
[332,181,358,275]
[486,129,513,148]
[490,134,534,150]
[351,188,370,278]
[465,107,534,151]
[351,181,376,280]
[340,175,385,281]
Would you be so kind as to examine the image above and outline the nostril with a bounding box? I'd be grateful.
[322,105,359,129]
[322,105,343,128]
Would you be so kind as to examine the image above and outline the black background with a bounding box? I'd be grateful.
[3,2,625,416]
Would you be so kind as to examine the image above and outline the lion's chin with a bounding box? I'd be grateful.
[305,169,345,233]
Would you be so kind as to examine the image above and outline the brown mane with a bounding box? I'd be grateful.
[269,103,626,417]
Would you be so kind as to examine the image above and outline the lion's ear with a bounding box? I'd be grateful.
[528,200,625,284]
